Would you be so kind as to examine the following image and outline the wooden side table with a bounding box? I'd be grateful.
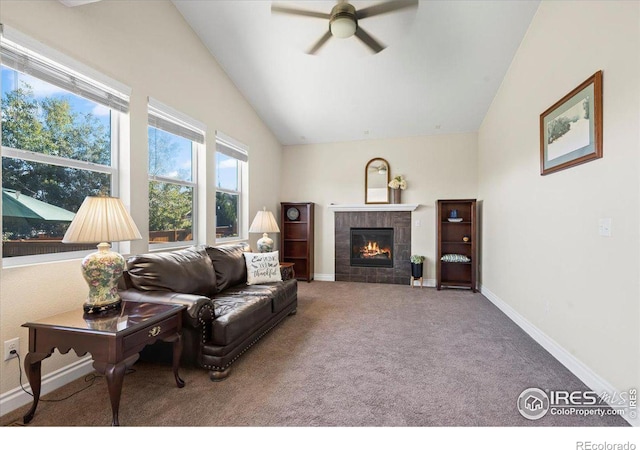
[21,301,186,426]
[280,262,295,281]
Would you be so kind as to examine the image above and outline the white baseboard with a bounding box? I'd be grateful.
[411,278,436,288]
[0,355,94,418]
[480,284,639,427]
[313,273,335,281]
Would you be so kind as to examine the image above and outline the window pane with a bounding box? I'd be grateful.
[148,126,192,182]
[149,181,193,243]
[216,152,238,191]
[1,66,111,165]
[216,191,239,239]
[2,157,110,257]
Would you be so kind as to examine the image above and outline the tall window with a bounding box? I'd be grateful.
[1,31,129,263]
[215,132,248,241]
[148,99,204,248]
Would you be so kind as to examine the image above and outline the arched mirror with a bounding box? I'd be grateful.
[365,158,390,204]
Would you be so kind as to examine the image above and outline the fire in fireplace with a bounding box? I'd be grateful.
[350,227,394,268]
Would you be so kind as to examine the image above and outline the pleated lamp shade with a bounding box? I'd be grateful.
[249,208,280,234]
[63,196,142,314]
[249,207,279,252]
[63,196,142,244]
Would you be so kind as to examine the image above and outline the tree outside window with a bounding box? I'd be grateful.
[148,125,195,244]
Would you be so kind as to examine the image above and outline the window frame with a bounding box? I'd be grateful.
[215,132,249,243]
[1,28,128,267]
[147,99,205,251]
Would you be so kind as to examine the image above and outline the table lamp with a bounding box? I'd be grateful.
[249,207,280,252]
[62,196,142,314]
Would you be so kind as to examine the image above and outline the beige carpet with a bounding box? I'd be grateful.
[0,281,629,427]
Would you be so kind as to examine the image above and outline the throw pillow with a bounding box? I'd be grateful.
[440,254,471,263]
[244,251,283,285]
[205,243,251,291]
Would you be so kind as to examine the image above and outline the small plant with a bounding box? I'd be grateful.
[410,254,425,264]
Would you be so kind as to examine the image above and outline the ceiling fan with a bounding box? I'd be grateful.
[271,0,418,55]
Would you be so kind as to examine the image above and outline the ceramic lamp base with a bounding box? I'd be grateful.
[257,233,274,252]
[81,242,125,314]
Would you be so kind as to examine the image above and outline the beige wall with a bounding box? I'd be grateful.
[281,133,478,280]
[0,0,283,396]
[478,0,639,391]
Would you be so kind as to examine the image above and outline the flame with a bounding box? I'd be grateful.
[359,241,392,259]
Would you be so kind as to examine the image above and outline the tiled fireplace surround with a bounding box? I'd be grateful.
[334,211,411,285]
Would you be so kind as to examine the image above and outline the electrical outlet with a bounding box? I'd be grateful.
[4,338,19,361]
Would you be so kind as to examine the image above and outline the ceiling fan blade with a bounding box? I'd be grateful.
[356,0,418,20]
[355,27,385,54]
[271,4,331,20]
[307,31,333,55]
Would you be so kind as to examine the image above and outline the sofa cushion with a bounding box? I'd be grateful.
[206,243,251,292]
[244,251,282,285]
[127,246,216,297]
[224,280,297,314]
[211,293,273,345]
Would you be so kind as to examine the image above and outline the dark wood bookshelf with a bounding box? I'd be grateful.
[280,202,314,282]
[436,199,477,292]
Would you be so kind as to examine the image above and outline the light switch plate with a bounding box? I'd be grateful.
[598,218,612,237]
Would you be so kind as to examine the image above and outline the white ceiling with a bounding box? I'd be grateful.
[172,0,540,146]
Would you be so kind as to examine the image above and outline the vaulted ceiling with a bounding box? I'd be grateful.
[172,1,540,146]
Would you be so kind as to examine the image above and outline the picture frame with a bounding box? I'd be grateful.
[540,70,603,176]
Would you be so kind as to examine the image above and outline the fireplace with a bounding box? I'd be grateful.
[334,210,411,285]
[350,228,393,268]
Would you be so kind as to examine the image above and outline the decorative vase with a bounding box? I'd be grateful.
[392,189,402,204]
[411,262,423,278]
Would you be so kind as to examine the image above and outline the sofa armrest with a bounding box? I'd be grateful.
[119,289,214,327]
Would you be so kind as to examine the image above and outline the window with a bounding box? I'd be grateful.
[215,132,248,241]
[148,99,204,248]
[1,29,129,264]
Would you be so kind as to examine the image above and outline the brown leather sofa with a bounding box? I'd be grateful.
[118,243,297,380]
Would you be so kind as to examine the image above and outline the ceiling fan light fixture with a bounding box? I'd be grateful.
[329,3,357,39]
[330,16,356,39]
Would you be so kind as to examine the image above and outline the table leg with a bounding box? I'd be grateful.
[22,352,48,424]
[172,334,185,388]
[104,362,127,426]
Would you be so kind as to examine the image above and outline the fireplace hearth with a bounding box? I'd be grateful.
[350,228,393,268]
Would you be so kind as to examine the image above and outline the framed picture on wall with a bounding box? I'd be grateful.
[540,70,603,176]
